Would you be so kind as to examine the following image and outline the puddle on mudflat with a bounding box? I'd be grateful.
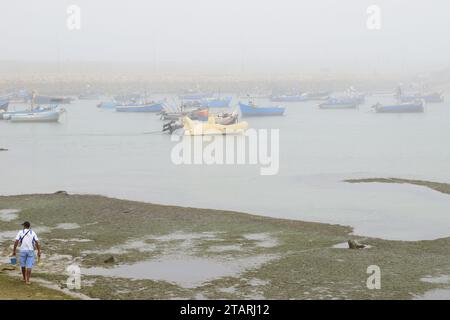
[243,233,278,248]
[414,275,450,300]
[82,239,156,255]
[83,254,278,288]
[0,209,20,222]
[81,232,216,256]
[0,226,51,243]
[0,230,18,243]
[420,275,450,284]
[208,244,242,252]
[151,232,218,242]
[55,223,80,230]
[248,278,270,286]
[415,288,450,300]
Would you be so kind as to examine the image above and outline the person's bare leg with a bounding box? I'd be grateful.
[21,267,26,281]
[26,268,32,284]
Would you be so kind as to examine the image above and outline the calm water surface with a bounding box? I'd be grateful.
[1,94,449,240]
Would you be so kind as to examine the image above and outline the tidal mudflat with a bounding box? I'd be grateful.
[1,185,449,299]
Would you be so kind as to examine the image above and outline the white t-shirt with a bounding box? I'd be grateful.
[15,229,39,251]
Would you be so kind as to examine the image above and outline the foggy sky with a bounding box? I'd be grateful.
[1,0,449,75]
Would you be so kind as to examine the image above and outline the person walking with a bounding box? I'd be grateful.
[12,221,41,285]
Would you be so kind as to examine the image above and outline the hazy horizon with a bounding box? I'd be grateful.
[1,0,449,78]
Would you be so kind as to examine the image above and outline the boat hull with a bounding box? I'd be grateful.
[116,103,163,113]
[319,103,357,109]
[9,111,61,122]
[239,103,285,117]
[374,103,424,113]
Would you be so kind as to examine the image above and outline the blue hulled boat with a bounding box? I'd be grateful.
[319,98,358,109]
[239,102,285,117]
[399,93,443,103]
[116,102,164,113]
[373,101,424,113]
[97,101,119,109]
[200,96,232,108]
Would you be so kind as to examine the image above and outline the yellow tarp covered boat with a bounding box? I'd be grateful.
[183,115,248,136]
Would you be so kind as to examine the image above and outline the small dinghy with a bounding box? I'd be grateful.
[239,102,285,117]
[116,102,164,113]
[372,101,424,113]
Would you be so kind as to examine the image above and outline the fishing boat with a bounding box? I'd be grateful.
[200,96,232,108]
[239,102,285,117]
[395,86,443,103]
[8,109,63,123]
[97,101,118,109]
[116,102,164,113]
[304,91,331,100]
[422,92,444,103]
[182,115,248,136]
[318,98,358,109]
[160,108,209,121]
[270,94,308,102]
[3,105,64,122]
[372,101,424,113]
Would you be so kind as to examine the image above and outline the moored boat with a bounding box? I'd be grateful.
[182,115,248,136]
[200,96,232,108]
[8,110,63,123]
[116,102,164,113]
[318,98,358,109]
[239,102,285,117]
[97,101,119,109]
[304,91,331,100]
[372,101,424,113]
